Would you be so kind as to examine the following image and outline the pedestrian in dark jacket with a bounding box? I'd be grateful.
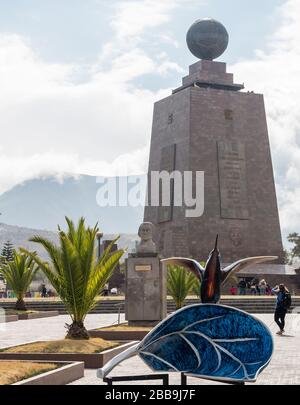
[272,284,292,335]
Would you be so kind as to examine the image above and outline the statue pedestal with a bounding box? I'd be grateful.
[125,254,167,327]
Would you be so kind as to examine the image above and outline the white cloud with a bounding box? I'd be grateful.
[0,147,149,194]
[111,0,173,41]
[97,0,197,63]
[0,0,186,194]
[110,0,196,42]
[231,0,300,241]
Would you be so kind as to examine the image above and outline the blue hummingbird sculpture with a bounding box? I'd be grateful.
[98,237,276,383]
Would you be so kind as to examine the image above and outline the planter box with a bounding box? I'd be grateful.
[0,341,137,369]
[12,361,84,385]
[18,311,59,320]
[89,329,148,341]
[0,315,18,323]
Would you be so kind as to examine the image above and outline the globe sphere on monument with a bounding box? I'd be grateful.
[186,18,229,60]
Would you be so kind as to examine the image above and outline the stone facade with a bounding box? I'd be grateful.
[144,60,284,263]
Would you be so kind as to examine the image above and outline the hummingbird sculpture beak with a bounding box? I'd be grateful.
[214,234,219,250]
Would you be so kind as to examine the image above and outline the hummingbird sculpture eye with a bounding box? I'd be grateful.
[161,235,278,304]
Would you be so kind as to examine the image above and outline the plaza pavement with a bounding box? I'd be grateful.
[0,313,299,385]
[0,313,125,348]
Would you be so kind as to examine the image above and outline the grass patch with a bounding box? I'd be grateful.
[99,324,151,332]
[0,361,58,385]
[2,338,118,354]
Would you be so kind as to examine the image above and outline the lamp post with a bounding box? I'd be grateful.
[96,232,103,260]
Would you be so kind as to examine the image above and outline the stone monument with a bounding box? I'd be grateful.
[125,222,166,326]
[144,18,284,263]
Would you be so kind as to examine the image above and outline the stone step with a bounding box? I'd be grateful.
[1,298,299,316]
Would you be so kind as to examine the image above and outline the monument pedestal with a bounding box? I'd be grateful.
[125,254,167,327]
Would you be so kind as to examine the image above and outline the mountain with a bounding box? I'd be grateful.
[0,174,145,233]
[0,222,138,260]
[0,222,137,292]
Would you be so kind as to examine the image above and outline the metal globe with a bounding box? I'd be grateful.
[186,18,229,60]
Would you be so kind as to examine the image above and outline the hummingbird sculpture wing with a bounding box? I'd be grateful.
[221,256,278,285]
[161,237,278,304]
[161,257,205,281]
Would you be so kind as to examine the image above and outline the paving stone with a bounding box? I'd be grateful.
[0,313,125,349]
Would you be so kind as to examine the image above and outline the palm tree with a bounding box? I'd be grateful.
[23,217,125,340]
[167,265,199,310]
[222,273,239,288]
[0,251,39,311]
[191,278,201,299]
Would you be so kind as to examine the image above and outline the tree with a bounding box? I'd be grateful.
[287,233,300,262]
[191,278,201,299]
[222,273,239,288]
[0,241,15,288]
[0,251,39,310]
[190,261,205,298]
[167,265,199,310]
[283,248,292,265]
[23,217,125,340]
[1,241,15,262]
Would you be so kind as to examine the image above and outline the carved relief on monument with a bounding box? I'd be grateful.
[224,109,233,120]
[229,227,243,247]
[157,144,176,224]
[217,141,249,220]
[168,113,174,124]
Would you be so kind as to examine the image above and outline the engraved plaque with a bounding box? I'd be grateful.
[158,144,176,223]
[217,141,249,219]
[135,265,152,272]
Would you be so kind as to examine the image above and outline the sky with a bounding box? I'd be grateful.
[0,0,299,241]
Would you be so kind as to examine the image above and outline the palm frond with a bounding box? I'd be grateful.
[27,237,63,276]
[167,265,198,309]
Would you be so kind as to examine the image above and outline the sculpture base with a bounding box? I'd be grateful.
[125,256,167,324]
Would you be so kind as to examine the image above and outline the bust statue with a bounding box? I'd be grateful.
[136,222,157,254]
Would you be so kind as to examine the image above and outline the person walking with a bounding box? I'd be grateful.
[272,284,292,335]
